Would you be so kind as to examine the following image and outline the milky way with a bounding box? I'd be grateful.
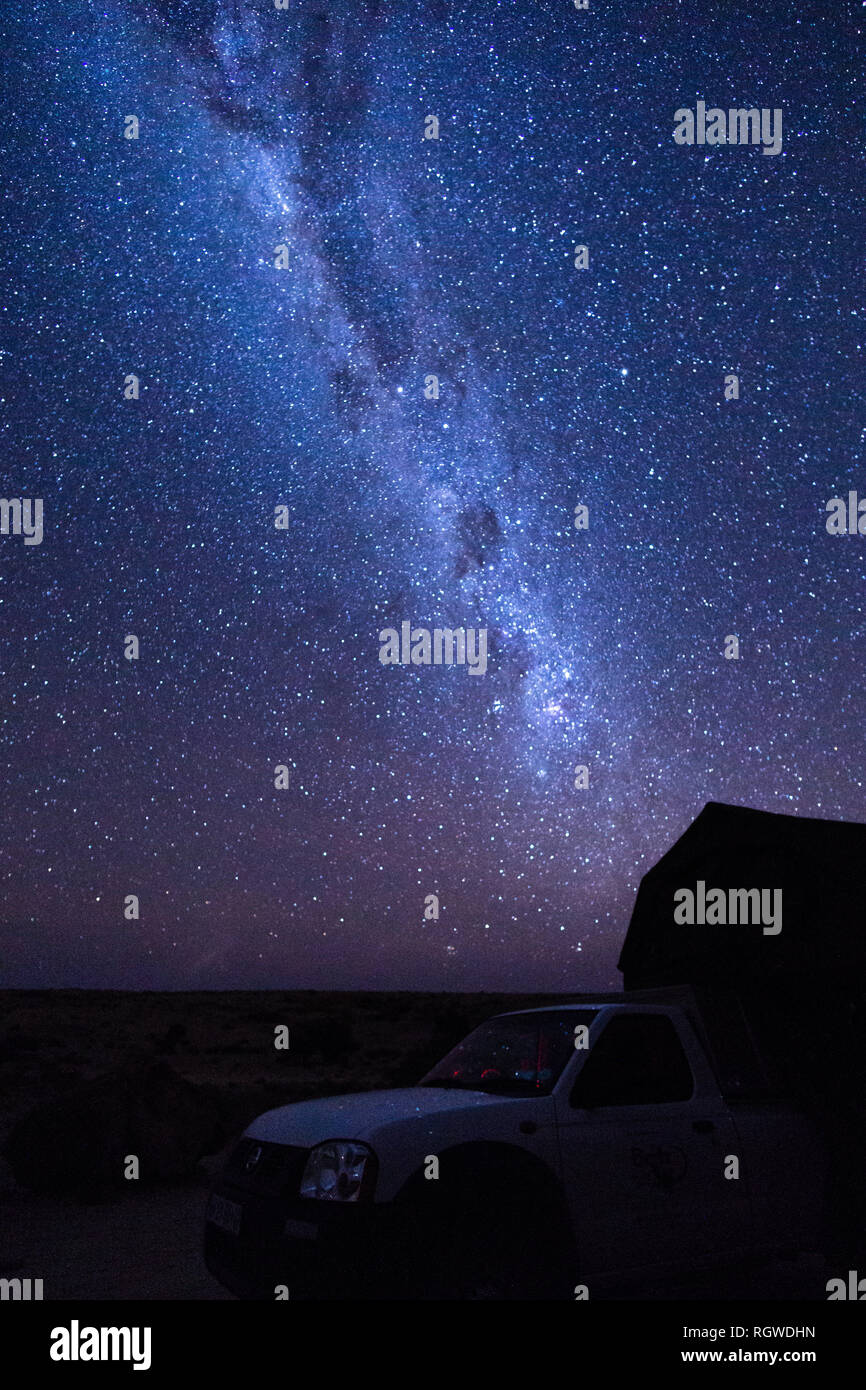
[0,0,861,990]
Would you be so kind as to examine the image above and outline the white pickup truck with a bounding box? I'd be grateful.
[204,992,825,1300]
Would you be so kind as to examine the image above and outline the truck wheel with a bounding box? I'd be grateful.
[447,1195,570,1300]
[399,1169,572,1300]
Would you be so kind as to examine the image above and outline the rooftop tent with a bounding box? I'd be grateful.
[616,802,866,1264]
[617,800,866,991]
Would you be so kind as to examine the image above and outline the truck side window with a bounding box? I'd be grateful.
[570,1015,694,1107]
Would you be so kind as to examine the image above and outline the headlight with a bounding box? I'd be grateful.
[299,1140,374,1202]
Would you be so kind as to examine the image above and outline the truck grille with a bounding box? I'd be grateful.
[224,1138,310,1197]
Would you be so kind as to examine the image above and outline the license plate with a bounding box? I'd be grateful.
[207,1193,242,1236]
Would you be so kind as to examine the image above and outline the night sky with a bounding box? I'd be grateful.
[1,0,861,991]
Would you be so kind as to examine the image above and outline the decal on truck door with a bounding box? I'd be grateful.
[631,1143,688,1190]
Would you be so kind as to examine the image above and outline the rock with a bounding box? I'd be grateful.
[196,1148,231,1180]
[2,1062,224,1194]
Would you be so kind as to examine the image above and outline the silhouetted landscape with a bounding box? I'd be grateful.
[0,985,839,1300]
[0,988,567,1298]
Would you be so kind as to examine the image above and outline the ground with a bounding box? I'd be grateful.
[0,989,834,1301]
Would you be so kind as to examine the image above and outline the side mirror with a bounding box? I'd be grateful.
[570,1068,607,1110]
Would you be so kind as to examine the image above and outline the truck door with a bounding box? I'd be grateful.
[554,1010,751,1283]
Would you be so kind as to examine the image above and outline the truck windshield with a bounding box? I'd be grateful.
[419,1010,598,1096]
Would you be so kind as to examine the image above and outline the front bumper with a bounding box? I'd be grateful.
[203,1138,400,1300]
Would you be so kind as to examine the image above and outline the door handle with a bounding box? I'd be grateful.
[692,1119,715,1134]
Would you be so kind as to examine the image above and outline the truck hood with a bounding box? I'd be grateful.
[245,1085,531,1148]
